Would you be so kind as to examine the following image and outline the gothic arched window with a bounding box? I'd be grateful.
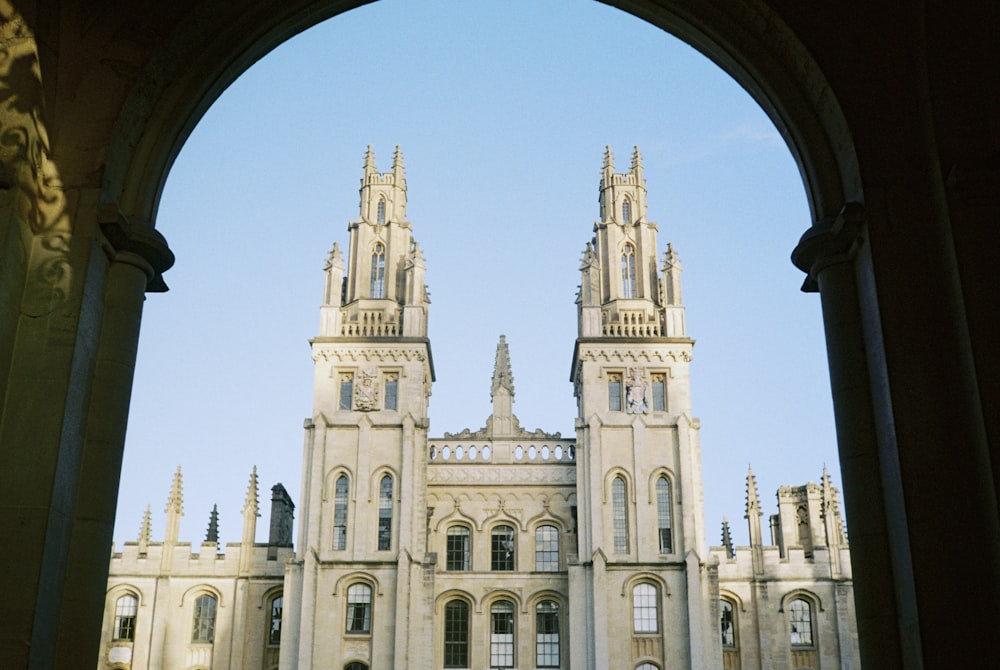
[444,600,470,668]
[535,525,560,571]
[789,598,814,647]
[632,583,658,634]
[491,525,515,571]
[720,599,737,648]
[535,600,560,668]
[376,198,386,225]
[267,595,283,646]
[622,198,632,224]
[656,476,673,553]
[113,594,138,641]
[446,525,471,571]
[371,243,386,298]
[377,475,393,550]
[621,243,636,298]
[192,594,217,643]
[333,475,349,550]
[346,583,372,634]
[490,600,515,668]
[612,476,629,553]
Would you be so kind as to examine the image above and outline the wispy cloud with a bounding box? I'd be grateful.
[714,123,783,146]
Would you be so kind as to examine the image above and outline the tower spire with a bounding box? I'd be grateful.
[721,516,734,559]
[137,504,152,555]
[240,466,260,573]
[489,335,516,436]
[392,144,406,179]
[630,145,643,180]
[745,465,765,576]
[363,144,376,176]
[164,465,183,544]
[205,504,220,544]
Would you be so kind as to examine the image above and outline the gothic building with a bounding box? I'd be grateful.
[98,147,859,670]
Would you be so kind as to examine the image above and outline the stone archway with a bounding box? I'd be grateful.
[2,2,997,669]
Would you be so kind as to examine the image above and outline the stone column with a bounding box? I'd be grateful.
[54,212,172,668]
[793,204,905,668]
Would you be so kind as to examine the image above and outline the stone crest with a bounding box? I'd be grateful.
[625,366,649,414]
[354,366,379,411]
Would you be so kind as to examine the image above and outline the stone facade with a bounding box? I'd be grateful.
[99,147,859,670]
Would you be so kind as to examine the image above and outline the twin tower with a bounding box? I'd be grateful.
[291,144,707,669]
[99,146,857,670]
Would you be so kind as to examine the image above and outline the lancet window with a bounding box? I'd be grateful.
[656,476,673,553]
[192,594,217,643]
[113,594,138,641]
[632,583,658,634]
[789,598,814,647]
[621,243,636,298]
[612,476,629,553]
[346,583,372,634]
[444,600,470,668]
[333,475,349,550]
[377,475,393,550]
[371,243,386,298]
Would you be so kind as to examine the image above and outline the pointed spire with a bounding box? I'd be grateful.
[205,504,220,543]
[392,144,406,176]
[363,144,376,173]
[721,516,734,559]
[603,145,615,172]
[745,465,761,519]
[163,466,183,546]
[243,466,260,517]
[491,335,515,400]
[324,242,343,271]
[138,504,152,555]
[630,145,643,176]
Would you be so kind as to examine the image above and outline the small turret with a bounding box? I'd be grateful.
[721,516,734,560]
[205,504,220,544]
[268,483,295,560]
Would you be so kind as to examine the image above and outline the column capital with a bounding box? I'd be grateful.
[98,204,175,292]
[791,202,865,292]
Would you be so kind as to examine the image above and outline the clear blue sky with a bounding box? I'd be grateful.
[116,0,838,550]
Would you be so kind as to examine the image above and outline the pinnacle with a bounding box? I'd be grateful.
[490,335,515,400]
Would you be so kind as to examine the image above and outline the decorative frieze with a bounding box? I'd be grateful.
[427,465,577,485]
[312,347,427,363]
[576,348,692,363]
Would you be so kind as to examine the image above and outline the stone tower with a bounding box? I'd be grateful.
[281,146,435,669]
[569,146,715,669]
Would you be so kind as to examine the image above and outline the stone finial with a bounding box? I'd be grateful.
[324,242,343,271]
[164,466,183,545]
[165,465,183,514]
[745,466,761,519]
[392,144,406,176]
[243,466,260,518]
[602,145,615,173]
[138,504,152,554]
[205,504,220,543]
[491,335,515,400]
[630,145,643,174]
[579,241,599,269]
[721,516,735,559]
[363,144,376,173]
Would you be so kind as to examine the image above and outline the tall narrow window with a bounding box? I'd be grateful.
[377,475,393,550]
[268,595,283,646]
[656,476,673,553]
[789,598,813,646]
[612,476,629,553]
[444,600,470,668]
[490,601,515,668]
[376,198,386,225]
[491,525,515,571]
[113,594,138,641]
[384,373,398,410]
[371,243,386,298]
[535,525,560,571]
[446,525,471,571]
[632,583,658,634]
[622,198,632,224]
[720,599,736,648]
[339,374,353,411]
[535,600,560,668]
[192,594,217,643]
[346,583,372,634]
[621,243,636,298]
[333,475,349,550]
[651,373,666,411]
[608,373,623,411]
